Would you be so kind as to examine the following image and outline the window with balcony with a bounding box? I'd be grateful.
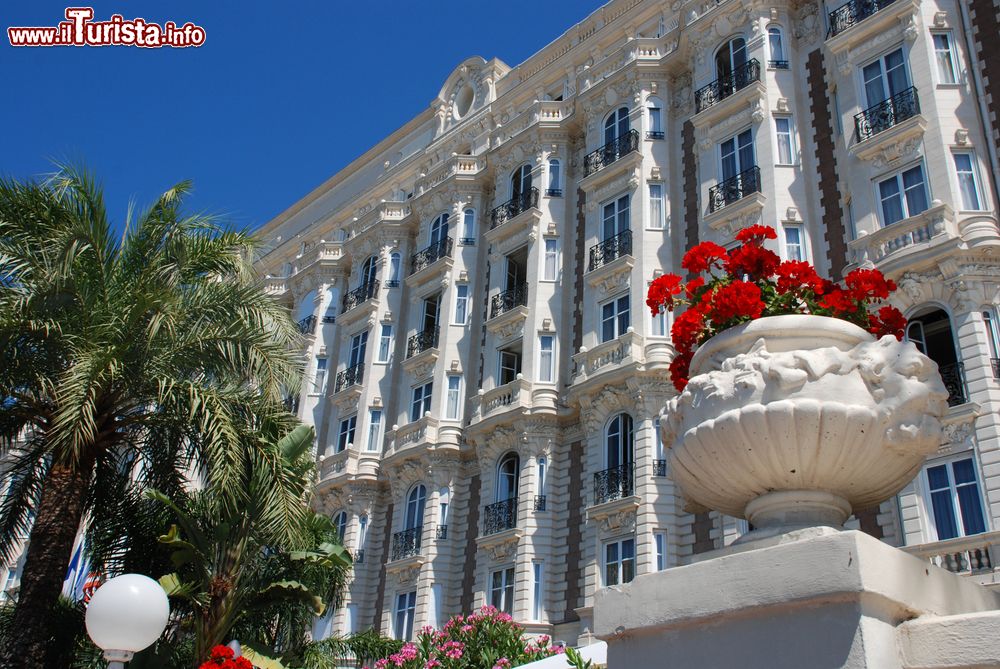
[768,27,787,69]
[775,117,794,165]
[933,33,958,85]
[695,39,760,113]
[366,408,383,452]
[490,567,515,614]
[406,484,426,530]
[492,248,528,318]
[547,159,562,196]
[394,591,416,640]
[333,511,348,542]
[857,48,918,142]
[953,152,985,211]
[387,252,401,287]
[827,0,899,37]
[497,452,520,502]
[782,225,805,261]
[412,217,453,274]
[542,238,558,281]
[511,163,533,200]
[377,324,392,363]
[485,453,520,535]
[906,308,966,406]
[409,382,433,422]
[493,167,539,228]
[648,183,665,229]
[337,415,356,453]
[360,255,378,288]
[446,375,461,419]
[409,295,440,358]
[348,331,368,371]
[604,537,636,586]
[596,413,634,504]
[314,357,328,393]
[876,164,928,226]
[438,487,450,540]
[590,195,632,271]
[605,106,631,146]
[601,294,631,343]
[357,514,369,559]
[429,212,449,246]
[461,208,477,245]
[924,457,987,541]
[323,287,338,323]
[538,335,555,383]
[584,108,639,176]
[498,341,523,385]
[646,98,664,139]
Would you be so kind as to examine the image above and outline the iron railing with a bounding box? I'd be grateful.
[695,60,761,113]
[490,283,529,319]
[939,362,968,407]
[992,358,1000,380]
[653,460,667,477]
[483,498,518,535]
[334,363,364,393]
[584,129,640,177]
[491,188,539,229]
[534,495,547,512]
[646,130,665,140]
[708,166,762,213]
[459,237,477,246]
[342,281,379,313]
[406,327,439,359]
[588,229,633,272]
[436,525,448,540]
[769,60,789,69]
[297,315,317,335]
[545,188,563,197]
[321,314,337,324]
[594,464,634,505]
[854,86,920,142]
[354,549,365,564]
[827,0,898,38]
[385,279,400,288]
[391,527,422,561]
[410,237,453,275]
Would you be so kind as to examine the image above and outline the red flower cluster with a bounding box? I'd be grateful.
[647,225,906,392]
[200,645,253,669]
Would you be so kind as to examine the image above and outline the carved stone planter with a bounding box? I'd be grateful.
[662,315,949,533]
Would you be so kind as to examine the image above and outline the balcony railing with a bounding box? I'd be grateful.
[406,327,439,359]
[297,315,317,335]
[902,530,1000,576]
[490,283,528,319]
[992,358,1000,380]
[436,525,448,540]
[594,463,634,505]
[342,281,379,313]
[694,60,761,114]
[854,86,920,143]
[545,188,563,197]
[391,526,422,561]
[827,0,898,38]
[589,229,633,272]
[583,129,640,177]
[653,460,667,477]
[490,188,539,230]
[321,314,336,324]
[410,237,453,275]
[459,237,477,246]
[354,549,365,564]
[334,363,364,393]
[646,130,665,140]
[768,60,789,69]
[939,362,968,407]
[534,495,547,512]
[483,498,518,535]
[708,166,762,213]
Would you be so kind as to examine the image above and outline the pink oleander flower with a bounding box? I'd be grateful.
[493,659,511,669]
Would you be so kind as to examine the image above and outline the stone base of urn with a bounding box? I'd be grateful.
[593,530,1000,669]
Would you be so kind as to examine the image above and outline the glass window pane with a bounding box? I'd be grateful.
[934,34,957,84]
[768,28,783,61]
[623,538,635,559]
[622,557,635,584]
[902,166,928,216]
[957,484,986,535]
[927,464,950,490]
[606,542,618,564]
[931,489,959,540]
[953,459,976,485]
[879,177,904,225]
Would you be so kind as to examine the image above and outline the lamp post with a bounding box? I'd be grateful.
[84,574,170,668]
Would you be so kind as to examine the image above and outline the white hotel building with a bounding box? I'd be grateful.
[253,0,1000,646]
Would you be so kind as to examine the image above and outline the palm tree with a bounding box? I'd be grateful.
[0,166,303,667]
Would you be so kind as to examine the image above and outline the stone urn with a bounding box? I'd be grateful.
[661,315,949,534]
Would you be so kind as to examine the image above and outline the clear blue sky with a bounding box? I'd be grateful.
[1,0,605,233]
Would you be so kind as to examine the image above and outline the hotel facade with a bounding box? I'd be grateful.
[252,0,1000,646]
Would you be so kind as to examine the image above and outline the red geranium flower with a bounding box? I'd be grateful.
[819,288,858,314]
[647,273,684,315]
[685,275,706,299]
[709,281,765,323]
[867,305,907,340]
[844,268,897,302]
[725,244,781,280]
[774,260,825,295]
[735,224,778,244]
[669,349,694,392]
[681,241,728,274]
[671,305,708,351]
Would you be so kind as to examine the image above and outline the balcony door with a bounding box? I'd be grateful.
[360,255,377,287]
[422,294,440,333]
[604,107,630,145]
[906,308,964,406]
[405,484,426,530]
[496,452,520,502]
[511,164,533,200]
[498,340,523,386]
[715,37,747,80]
[862,48,908,108]
[720,129,755,182]
[602,195,631,241]
[429,213,449,246]
[606,413,634,469]
[348,331,368,368]
[505,247,527,291]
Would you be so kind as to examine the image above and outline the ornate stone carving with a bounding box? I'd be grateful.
[594,266,632,297]
[395,564,422,584]
[486,536,519,562]
[600,509,637,534]
[869,134,923,169]
[793,1,819,41]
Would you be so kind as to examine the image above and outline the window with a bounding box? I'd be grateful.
[349,331,368,368]
[366,408,383,452]
[333,511,348,541]
[490,567,515,614]
[511,163,533,199]
[410,382,433,422]
[720,129,755,181]
[933,33,958,84]
[405,485,426,530]
[877,164,929,226]
[337,415,357,453]
[358,514,369,550]
[539,335,555,383]
[767,27,785,67]
[542,239,558,281]
[602,195,631,240]
[783,225,804,261]
[314,358,328,393]
[498,341,523,385]
[604,538,636,586]
[925,458,986,541]
[655,531,667,571]
[360,256,378,288]
[647,183,665,229]
[606,413,634,469]
[377,324,393,363]
[429,213,449,245]
[715,37,748,80]
[388,252,401,287]
[537,457,547,497]
[604,106,631,145]
[547,159,562,196]
[462,208,476,244]
[646,99,663,139]
[652,299,668,336]
[862,48,909,108]
[496,452,520,502]
[532,562,544,620]
[654,417,665,461]
[774,117,794,165]
[394,591,417,640]
[454,284,470,324]
[439,487,450,530]
[983,310,1000,362]
[601,294,631,342]
[953,153,984,211]
[446,375,461,419]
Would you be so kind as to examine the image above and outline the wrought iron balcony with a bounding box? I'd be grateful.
[992,358,1000,380]
[545,188,563,197]
[594,464,634,505]
[768,60,789,69]
[483,498,518,535]
[854,87,920,143]
[939,362,968,407]
[334,363,364,393]
[342,281,379,313]
[491,187,539,230]
[410,236,453,275]
[827,0,897,38]
[490,283,528,319]
[391,526,422,561]
[534,495,547,512]
[406,327,439,359]
[646,131,665,140]
[297,315,317,335]
[459,237,477,246]
[385,279,400,288]
[436,525,448,540]
[694,60,761,114]
[321,314,336,324]
[583,129,640,177]
[588,229,633,272]
[354,549,365,564]
[708,166,762,213]
[653,460,667,477]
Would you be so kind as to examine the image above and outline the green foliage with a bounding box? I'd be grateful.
[564,647,593,669]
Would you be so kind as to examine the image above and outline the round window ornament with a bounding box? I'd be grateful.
[454,84,474,119]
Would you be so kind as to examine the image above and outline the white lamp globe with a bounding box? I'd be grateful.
[85,574,170,656]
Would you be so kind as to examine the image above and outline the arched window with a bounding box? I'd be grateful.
[496,452,521,502]
[767,27,786,68]
[429,213,449,246]
[606,413,634,469]
[333,511,348,542]
[716,37,748,81]
[360,256,378,287]
[604,107,631,145]
[646,97,664,139]
[462,208,476,244]
[405,484,427,530]
[511,164,533,200]
[388,252,401,286]
[547,159,562,196]
[906,307,965,406]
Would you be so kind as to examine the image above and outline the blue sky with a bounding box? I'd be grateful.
[1,0,605,234]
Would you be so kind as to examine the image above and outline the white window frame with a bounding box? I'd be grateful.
[767,26,785,66]
[952,151,986,212]
[874,162,930,227]
[410,382,433,422]
[651,295,669,337]
[538,334,555,383]
[601,194,631,240]
[445,375,462,420]
[774,116,795,166]
[603,537,636,587]
[314,357,328,394]
[366,408,383,452]
[983,309,1000,361]
[932,32,959,85]
[438,487,450,529]
[542,238,559,281]
[920,456,988,542]
[647,182,665,229]
[462,208,477,243]
[532,562,544,621]
[537,456,547,497]
[600,294,631,343]
[454,283,470,324]
[646,99,663,136]
[394,591,417,640]
[337,414,357,453]
[358,514,369,550]
[782,224,806,262]
[547,159,562,195]
[654,531,667,571]
[333,511,348,541]
[858,46,911,110]
[490,566,516,614]
[388,252,402,286]
[377,324,392,363]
